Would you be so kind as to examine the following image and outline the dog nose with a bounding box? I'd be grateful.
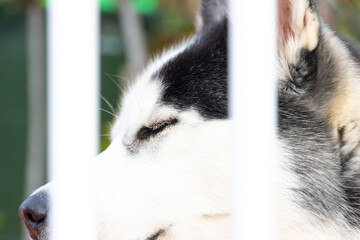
[19,193,48,239]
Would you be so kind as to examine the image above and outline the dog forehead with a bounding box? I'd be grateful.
[111,20,228,140]
[156,20,228,120]
[110,41,192,140]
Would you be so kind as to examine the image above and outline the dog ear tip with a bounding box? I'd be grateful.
[197,0,227,31]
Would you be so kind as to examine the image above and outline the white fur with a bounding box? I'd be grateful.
[89,39,231,239]
[92,117,231,240]
[278,0,319,70]
[110,38,195,141]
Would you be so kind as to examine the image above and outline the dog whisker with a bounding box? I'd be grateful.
[100,108,118,118]
[100,94,116,115]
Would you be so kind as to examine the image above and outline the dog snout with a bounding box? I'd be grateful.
[19,192,48,239]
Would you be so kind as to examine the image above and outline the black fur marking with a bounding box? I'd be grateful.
[289,48,318,93]
[137,118,178,141]
[200,0,227,29]
[282,32,339,118]
[338,126,346,147]
[156,20,228,119]
[308,0,318,12]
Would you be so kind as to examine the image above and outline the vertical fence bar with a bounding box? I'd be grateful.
[24,3,46,240]
[47,0,99,239]
[229,0,277,239]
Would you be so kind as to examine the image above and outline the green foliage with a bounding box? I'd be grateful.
[130,0,158,14]
[350,0,360,10]
[100,0,117,13]
[100,123,112,151]
[35,0,159,14]
[329,0,360,44]
[0,210,5,234]
[0,10,27,240]
[37,0,47,7]
[142,5,194,52]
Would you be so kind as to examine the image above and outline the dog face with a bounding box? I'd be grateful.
[19,0,360,239]
[90,20,230,239]
[19,2,230,240]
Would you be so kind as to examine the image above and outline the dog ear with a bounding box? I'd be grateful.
[196,0,227,30]
[278,0,320,60]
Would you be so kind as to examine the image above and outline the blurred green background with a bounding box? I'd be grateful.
[0,0,359,239]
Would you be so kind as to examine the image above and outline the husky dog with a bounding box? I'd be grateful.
[19,0,360,239]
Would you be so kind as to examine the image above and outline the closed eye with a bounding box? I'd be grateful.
[146,229,165,240]
[137,118,178,141]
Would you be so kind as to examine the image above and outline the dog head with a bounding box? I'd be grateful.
[19,0,360,239]
[19,1,230,240]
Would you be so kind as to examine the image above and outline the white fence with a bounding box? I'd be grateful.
[47,0,276,239]
[47,0,99,239]
[230,0,276,239]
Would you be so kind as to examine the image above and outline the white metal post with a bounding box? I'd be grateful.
[47,0,99,239]
[24,3,46,240]
[230,0,277,239]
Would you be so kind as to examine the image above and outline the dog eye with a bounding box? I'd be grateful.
[146,229,165,240]
[137,118,178,141]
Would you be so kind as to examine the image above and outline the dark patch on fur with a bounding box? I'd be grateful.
[338,126,345,146]
[289,48,318,93]
[283,31,339,118]
[308,0,318,12]
[200,0,227,29]
[155,20,228,119]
